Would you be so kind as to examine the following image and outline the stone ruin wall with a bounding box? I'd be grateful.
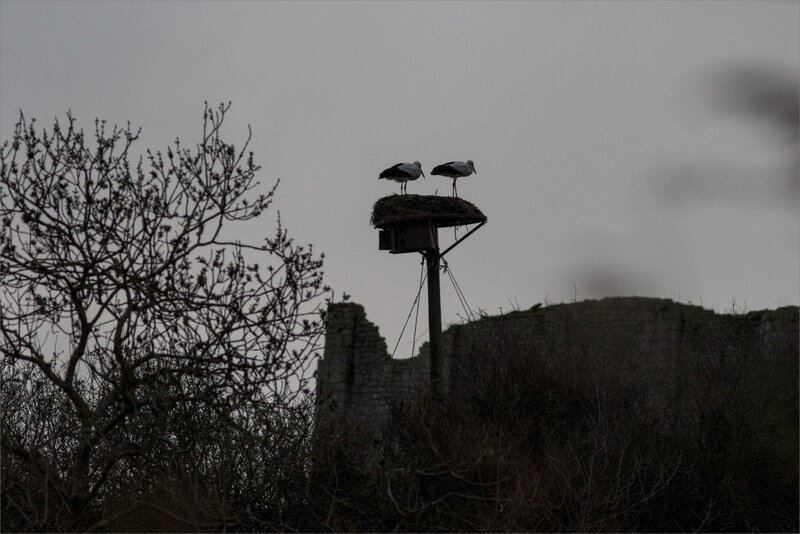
[315,297,799,421]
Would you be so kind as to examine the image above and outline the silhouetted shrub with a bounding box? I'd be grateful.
[307,309,798,532]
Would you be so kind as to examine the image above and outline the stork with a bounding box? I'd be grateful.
[379,161,425,194]
[431,160,476,197]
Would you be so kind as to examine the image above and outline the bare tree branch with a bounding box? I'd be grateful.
[1,103,331,530]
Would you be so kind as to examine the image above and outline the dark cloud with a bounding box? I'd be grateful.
[705,62,799,142]
[651,62,799,211]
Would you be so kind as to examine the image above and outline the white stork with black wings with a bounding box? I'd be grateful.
[379,161,425,194]
[431,160,476,197]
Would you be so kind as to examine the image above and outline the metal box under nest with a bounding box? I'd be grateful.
[371,195,487,254]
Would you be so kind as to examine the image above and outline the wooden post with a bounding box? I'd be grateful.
[425,248,443,398]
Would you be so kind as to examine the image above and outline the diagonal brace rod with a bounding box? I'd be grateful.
[439,220,487,259]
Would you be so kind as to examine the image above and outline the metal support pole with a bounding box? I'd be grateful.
[425,248,443,399]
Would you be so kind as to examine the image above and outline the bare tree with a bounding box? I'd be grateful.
[0,103,331,530]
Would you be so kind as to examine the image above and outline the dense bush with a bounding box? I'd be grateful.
[4,307,796,531]
[307,312,798,532]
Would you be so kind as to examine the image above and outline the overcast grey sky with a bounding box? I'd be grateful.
[2,1,798,357]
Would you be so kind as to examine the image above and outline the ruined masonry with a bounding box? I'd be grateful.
[316,297,798,421]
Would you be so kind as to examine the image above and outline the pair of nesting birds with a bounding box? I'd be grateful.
[379,160,476,197]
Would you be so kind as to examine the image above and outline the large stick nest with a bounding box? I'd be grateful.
[371,194,486,229]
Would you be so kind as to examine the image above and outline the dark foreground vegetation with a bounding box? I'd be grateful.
[2,104,797,532]
[5,308,797,532]
[308,318,798,533]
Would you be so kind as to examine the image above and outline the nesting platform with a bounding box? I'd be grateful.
[371,194,487,254]
[371,194,486,229]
